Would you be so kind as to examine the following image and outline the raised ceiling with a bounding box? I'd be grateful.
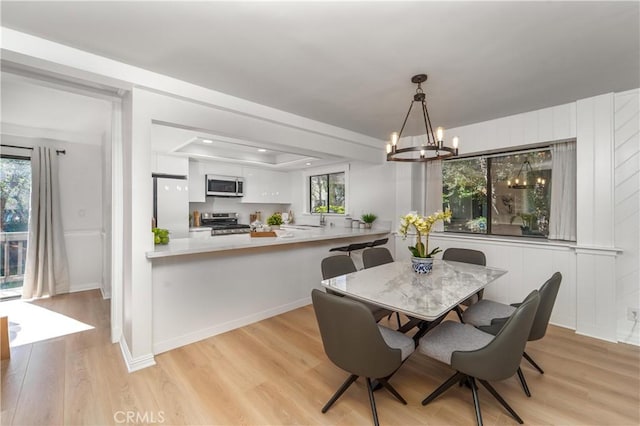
[1,1,639,141]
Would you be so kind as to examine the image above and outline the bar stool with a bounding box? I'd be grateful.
[367,238,389,248]
[329,242,369,257]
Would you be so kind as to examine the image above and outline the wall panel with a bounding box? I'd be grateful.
[614,89,640,345]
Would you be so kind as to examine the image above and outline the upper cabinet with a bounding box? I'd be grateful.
[151,153,189,176]
[241,167,291,204]
[188,160,206,202]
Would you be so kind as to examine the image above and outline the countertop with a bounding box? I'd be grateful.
[147,226,390,259]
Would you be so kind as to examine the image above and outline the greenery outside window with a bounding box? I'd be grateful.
[310,172,345,214]
[1,155,31,298]
[443,149,552,238]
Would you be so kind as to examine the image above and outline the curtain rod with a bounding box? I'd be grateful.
[0,144,66,155]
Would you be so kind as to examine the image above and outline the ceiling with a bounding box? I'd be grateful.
[1,1,638,142]
[0,73,112,145]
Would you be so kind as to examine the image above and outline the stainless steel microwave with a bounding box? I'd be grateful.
[205,175,244,197]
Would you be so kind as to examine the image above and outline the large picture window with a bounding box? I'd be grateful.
[443,149,552,238]
[309,172,345,214]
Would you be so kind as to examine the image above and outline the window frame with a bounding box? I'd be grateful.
[304,165,349,215]
[442,146,552,239]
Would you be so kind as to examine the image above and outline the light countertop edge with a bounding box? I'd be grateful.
[147,227,391,259]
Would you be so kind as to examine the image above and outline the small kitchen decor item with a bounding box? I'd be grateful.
[398,209,452,274]
[152,228,170,245]
[360,213,377,229]
[266,212,284,229]
[250,231,277,238]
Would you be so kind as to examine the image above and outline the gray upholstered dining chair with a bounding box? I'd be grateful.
[362,247,402,328]
[321,254,358,279]
[311,289,414,426]
[321,255,393,322]
[442,248,486,320]
[442,247,487,304]
[362,247,394,268]
[462,272,562,397]
[418,290,540,426]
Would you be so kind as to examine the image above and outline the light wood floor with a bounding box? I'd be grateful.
[2,290,639,425]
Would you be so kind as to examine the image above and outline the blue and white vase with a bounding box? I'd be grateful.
[411,256,434,274]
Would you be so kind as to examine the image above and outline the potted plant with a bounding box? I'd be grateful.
[398,210,452,274]
[266,212,284,229]
[361,213,377,229]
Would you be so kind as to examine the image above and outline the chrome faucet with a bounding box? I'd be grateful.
[319,213,327,226]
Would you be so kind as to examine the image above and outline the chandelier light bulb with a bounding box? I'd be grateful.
[452,136,459,149]
[515,178,520,184]
[386,143,392,154]
[436,127,444,142]
[420,149,425,157]
[523,180,527,186]
[507,180,511,186]
[391,132,399,146]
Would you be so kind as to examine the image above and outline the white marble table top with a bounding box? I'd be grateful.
[321,259,507,321]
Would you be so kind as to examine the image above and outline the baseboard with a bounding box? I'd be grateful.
[67,282,101,293]
[617,327,640,346]
[119,336,156,373]
[153,296,311,354]
[575,326,618,343]
[111,326,122,344]
[100,286,111,300]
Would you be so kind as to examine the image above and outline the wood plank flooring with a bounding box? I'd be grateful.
[2,290,639,425]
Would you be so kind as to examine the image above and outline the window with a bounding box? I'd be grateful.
[443,149,552,238]
[309,171,345,214]
[0,156,31,298]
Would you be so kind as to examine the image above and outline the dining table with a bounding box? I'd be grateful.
[320,258,508,342]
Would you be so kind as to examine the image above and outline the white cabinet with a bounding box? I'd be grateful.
[188,160,206,202]
[151,153,188,176]
[241,167,291,204]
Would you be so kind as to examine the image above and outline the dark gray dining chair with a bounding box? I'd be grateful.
[418,290,540,426]
[321,255,392,323]
[312,289,414,426]
[462,272,562,396]
[442,248,486,320]
[362,247,402,328]
[362,247,394,269]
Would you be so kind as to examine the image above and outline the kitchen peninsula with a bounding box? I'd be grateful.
[147,226,390,354]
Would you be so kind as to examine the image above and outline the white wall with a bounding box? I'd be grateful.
[0,135,105,294]
[614,89,640,345]
[58,141,105,293]
[288,160,396,227]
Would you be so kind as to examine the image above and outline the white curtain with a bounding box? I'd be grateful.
[548,141,577,241]
[425,160,444,231]
[23,147,70,298]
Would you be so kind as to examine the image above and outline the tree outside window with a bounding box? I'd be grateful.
[443,157,487,233]
[310,172,345,214]
[0,157,31,233]
[442,149,552,237]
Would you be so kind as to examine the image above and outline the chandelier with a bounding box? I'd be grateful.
[507,159,546,189]
[386,74,459,162]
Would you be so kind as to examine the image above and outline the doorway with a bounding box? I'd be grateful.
[0,155,31,300]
